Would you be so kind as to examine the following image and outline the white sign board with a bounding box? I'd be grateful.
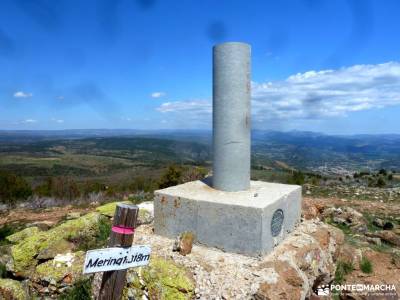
[83,245,151,274]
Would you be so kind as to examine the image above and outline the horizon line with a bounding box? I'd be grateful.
[0,128,400,137]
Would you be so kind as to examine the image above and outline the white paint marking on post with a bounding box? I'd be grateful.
[83,245,151,274]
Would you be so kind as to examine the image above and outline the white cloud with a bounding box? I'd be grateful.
[156,100,212,127]
[156,62,400,127]
[157,100,211,114]
[120,116,132,122]
[252,61,400,122]
[14,91,32,98]
[57,96,64,100]
[51,118,64,123]
[21,119,37,124]
[151,92,166,98]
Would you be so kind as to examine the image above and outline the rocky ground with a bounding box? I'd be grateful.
[0,205,93,228]
[303,197,400,299]
[122,219,344,300]
[0,196,399,299]
[305,184,400,203]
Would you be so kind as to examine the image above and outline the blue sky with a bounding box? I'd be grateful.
[0,0,400,134]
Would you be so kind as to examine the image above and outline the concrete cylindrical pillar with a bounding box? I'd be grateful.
[212,42,251,192]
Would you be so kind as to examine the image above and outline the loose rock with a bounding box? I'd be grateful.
[173,232,195,256]
[0,278,28,300]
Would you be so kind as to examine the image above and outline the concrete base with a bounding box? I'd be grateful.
[154,179,302,256]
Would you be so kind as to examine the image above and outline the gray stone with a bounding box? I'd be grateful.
[212,42,251,192]
[154,180,301,256]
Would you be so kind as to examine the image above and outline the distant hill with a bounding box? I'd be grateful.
[251,131,400,173]
[0,129,399,173]
[0,129,210,143]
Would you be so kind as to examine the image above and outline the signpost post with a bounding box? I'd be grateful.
[87,203,151,300]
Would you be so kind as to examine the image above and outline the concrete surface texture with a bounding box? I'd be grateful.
[154,180,302,256]
[212,42,251,192]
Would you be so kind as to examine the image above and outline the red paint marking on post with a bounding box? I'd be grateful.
[112,225,135,235]
[99,203,138,299]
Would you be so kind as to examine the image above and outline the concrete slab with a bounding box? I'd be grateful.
[154,179,302,256]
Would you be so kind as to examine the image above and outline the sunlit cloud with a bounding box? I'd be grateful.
[252,61,400,122]
[151,92,166,98]
[157,100,211,113]
[156,62,400,127]
[20,119,37,124]
[13,91,33,98]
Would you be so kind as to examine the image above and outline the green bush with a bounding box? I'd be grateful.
[0,171,32,204]
[129,176,157,193]
[326,217,352,235]
[287,171,305,185]
[34,177,81,200]
[182,166,208,183]
[74,217,111,251]
[367,176,387,188]
[360,257,373,273]
[82,181,107,196]
[60,278,92,300]
[376,177,386,188]
[34,177,53,197]
[158,165,183,189]
[97,217,112,245]
[0,223,26,245]
[334,260,354,284]
[0,224,15,241]
[0,262,7,278]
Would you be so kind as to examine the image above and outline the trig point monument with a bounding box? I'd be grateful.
[154,42,302,256]
[213,42,251,192]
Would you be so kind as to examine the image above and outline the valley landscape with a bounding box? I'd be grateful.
[1,130,400,299]
[1,129,399,204]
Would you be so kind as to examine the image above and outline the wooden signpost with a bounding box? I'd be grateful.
[84,203,151,300]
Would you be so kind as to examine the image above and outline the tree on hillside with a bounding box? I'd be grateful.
[379,169,387,176]
[0,171,32,204]
[34,176,80,200]
[287,171,305,186]
[82,181,107,196]
[182,166,208,182]
[158,165,183,189]
[376,177,386,188]
[34,177,53,197]
[52,177,80,200]
[129,176,157,192]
